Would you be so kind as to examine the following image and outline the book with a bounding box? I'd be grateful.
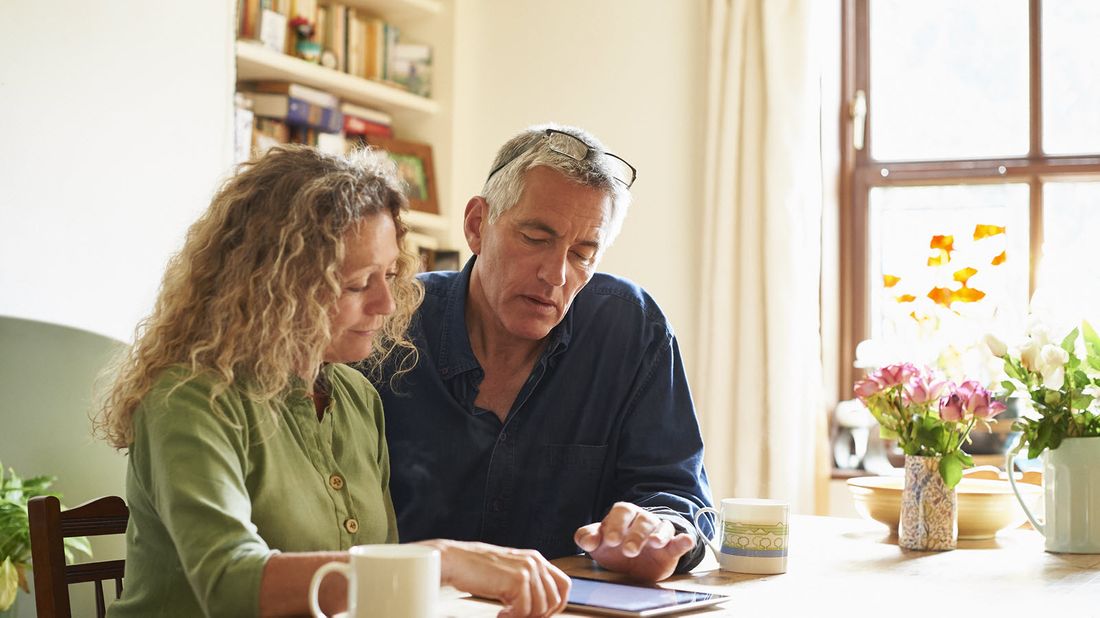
[389,42,432,97]
[344,117,394,138]
[324,4,346,72]
[259,9,287,53]
[339,102,392,126]
[241,81,338,109]
[244,92,343,133]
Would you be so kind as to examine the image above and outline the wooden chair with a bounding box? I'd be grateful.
[28,495,129,618]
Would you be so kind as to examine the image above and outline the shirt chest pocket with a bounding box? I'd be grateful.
[535,444,609,556]
[541,443,608,473]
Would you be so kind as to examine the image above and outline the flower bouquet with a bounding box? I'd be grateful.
[989,321,1100,553]
[855,363,1005,488]
[855,363,1005,550]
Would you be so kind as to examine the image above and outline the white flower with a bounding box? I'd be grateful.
[1038,344,1070,390]
[983,333,1008,358]
[1020,338,1044,372]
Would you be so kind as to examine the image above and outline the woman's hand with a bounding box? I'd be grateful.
[417,540,570,617]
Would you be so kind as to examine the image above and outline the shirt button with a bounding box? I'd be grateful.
[329,474,345,490]
[498,432,507,443]
[344,518,359,534]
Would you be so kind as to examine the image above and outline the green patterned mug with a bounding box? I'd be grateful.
[693,498,789,574]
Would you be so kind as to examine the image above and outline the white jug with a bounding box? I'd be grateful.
[1007,436,1100,554]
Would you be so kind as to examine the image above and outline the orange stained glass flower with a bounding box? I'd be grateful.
[992,251,1007,266]
[930,235,955,253]
[953,267,978,285]
[895,294,916,303]
[883,274,901,288]
[927,250,950,267]
[928,287,954,308]
[953,286,986,303]
[973,224,1006,240]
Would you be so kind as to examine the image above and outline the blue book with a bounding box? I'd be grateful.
[243,92,343,133]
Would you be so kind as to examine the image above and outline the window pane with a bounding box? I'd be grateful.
[865,184,1029,382]
[869,0,1029,161]
[1033,182,1100,331]
[1042,1,1100,155]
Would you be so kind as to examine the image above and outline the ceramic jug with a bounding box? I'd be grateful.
[1007,436,1100,554]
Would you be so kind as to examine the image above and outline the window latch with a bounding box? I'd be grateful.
[850,90,867,151]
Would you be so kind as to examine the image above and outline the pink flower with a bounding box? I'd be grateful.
[939,389,965,422]
[876,363,921,388]
[903,374,950,405]
[956,380,1007,419]
[853,377,882,400]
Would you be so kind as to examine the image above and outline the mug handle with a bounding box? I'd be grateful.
[1005,447,1044,534]
[692,507,721,554]
[309,560,351,618]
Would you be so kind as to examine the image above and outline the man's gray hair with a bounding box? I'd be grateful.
[479,123,633,246]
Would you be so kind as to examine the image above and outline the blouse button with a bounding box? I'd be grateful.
[344,518,359,534]
[329,474,345,490]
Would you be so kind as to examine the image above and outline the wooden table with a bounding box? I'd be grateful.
[441,515,1100,617]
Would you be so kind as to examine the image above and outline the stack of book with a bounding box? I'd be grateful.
[238,81,394,156]
[237,0,432,97]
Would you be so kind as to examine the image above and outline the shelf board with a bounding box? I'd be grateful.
[340,0,442,20]
[236,41,439,115]
[403,209,449,232]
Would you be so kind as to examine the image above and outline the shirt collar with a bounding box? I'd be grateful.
[436,256,573,379]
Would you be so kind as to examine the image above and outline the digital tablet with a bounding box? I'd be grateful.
[565,577,730,617]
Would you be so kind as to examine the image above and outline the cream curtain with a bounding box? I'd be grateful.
[696,0,827,512]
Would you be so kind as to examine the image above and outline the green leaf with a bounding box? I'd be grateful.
[1000,380,1017,396]
[939,454,964,489]
[1082,320,1100,353]
[1062,328,1080,355]
[1003,357,1026,382]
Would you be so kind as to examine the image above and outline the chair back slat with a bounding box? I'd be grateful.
[29,495,129,618]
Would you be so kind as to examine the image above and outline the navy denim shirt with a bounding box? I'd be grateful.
[376,258,714,571]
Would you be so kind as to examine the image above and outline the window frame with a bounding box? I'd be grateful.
[838,0,1100,396]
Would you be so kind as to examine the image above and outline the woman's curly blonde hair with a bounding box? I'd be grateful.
[95,144,424,450]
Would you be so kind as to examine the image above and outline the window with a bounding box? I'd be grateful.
[839,0,1100,392]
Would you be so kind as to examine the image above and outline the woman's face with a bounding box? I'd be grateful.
[323,213,400,364]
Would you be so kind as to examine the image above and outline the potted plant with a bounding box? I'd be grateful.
[995,321,1100,553]
[855,363,1005,550]
[0,463,90,615]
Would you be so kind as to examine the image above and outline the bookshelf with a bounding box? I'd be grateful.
[235,41,439,116]
[234,0,459,259]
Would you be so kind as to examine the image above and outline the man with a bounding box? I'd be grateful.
[375,124,713,581]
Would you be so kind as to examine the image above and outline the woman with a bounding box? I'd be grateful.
[96,145,570,617]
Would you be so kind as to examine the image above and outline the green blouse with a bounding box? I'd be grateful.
[108,364,397,618]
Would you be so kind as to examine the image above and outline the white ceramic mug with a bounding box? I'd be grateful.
[309,544,440,618]
[1007,437,1100,553]
[692,498,789,574]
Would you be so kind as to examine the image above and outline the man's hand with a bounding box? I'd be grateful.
[573,502,696,582]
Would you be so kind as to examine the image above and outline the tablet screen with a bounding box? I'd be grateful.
[567,577,727,614]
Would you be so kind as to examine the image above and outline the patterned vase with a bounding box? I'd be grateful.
[899,455,957,550]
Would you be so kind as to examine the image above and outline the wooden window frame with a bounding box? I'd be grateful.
[838,0,1100,396]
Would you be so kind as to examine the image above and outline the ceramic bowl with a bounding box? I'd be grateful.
[847,475,1043,540]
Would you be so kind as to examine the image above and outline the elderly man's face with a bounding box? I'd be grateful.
[468,166,613,341]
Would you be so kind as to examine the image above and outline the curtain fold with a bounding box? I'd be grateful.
[697,0,825,512]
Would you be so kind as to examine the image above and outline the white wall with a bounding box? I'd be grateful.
[0,1,236,343]
[451,0,707,359]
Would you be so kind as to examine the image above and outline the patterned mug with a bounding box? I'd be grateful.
[692,498,789,574]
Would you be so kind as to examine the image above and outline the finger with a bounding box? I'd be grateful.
[573,523,602,552]
[506,567,532,618]
[620,511,662,557]
[529,554,561,617]
[599,502,640,547]
[547,563,571,615]
[523,554,549,618]
[661,532,696,558]
[644,520,676,550]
